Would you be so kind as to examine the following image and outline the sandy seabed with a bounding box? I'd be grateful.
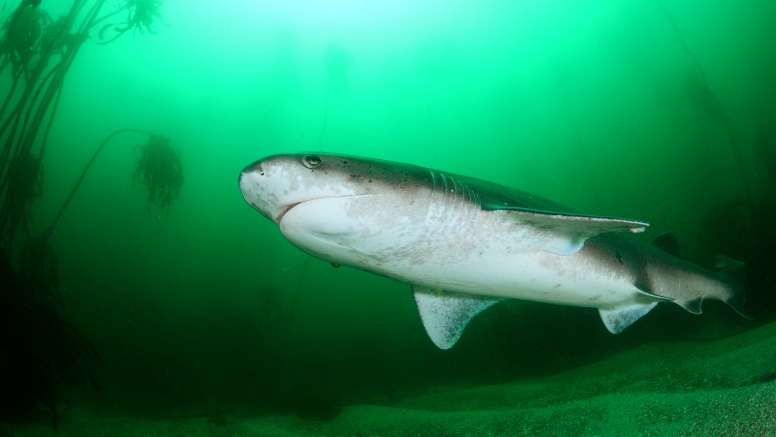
[3,320,776,437]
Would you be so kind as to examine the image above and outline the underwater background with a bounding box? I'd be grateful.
[2,0,776,435]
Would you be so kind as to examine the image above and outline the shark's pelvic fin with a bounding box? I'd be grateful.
[634,285,674,302]
[599,302,658,334]
[486,206,648,256]
[412,285,503,350]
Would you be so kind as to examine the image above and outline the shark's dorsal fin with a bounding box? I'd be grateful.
[484,205,648,256]
[599,302,658,334]
[649,232,682,258]
[412,285,503,350]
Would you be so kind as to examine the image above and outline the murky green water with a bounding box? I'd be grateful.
[2,0,776,431]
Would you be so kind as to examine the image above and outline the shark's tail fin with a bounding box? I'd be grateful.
[715,255,752,320]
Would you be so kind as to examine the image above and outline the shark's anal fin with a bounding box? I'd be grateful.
[599,302,658,334]
[412,285,503,350]
[485,205,649,256]
[677,298,703,314]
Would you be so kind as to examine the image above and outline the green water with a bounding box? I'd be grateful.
[3,0,776,428]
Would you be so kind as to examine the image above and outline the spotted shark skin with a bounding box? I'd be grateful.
[239,153,749,349]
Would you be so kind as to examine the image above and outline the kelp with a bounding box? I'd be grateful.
[683,71,725,125]
[1,240,100,431]
[0,151,41,243]
[0,128,183,428]
[0,0,169,246]
[0,0,52,80]
[653,0,751,199]
[133,134,183,212]
[96,0,166,44]
[0,0,169,429]
[46,129,183,236]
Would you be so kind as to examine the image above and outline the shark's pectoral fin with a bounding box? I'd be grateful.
[412,285,503,350]
[599,302,658,334]
[486,206,648,256]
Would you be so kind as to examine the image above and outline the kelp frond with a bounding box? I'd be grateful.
[133,134,183,213]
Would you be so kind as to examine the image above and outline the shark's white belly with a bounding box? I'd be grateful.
[240,153,749,348]
[280,195,640,309]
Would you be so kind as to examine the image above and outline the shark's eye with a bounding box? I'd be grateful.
[302,155,322,169]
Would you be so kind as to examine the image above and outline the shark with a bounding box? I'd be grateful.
[238,153,749,349]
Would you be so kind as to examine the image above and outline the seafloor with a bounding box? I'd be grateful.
[3,319,776,437]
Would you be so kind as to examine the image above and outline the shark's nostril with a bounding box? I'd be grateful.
[238,153,749,350]
[241,160,264,175]
[239,162,265,185]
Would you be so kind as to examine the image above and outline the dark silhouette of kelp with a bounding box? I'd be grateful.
[0,0,169,430]
[702,120,776,322]
[95,0,167,44]
[47,129,183,235]
[699,195,776,322]
[682,71,726,124]
[0,0,52,81]
[0,243,101,432]
[653,0,752,199]
[0,0,169,247]
[0,127,183,430]
[0,151,41,242]
[133,134,183,213]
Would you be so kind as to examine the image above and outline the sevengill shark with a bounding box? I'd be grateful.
[238,153,749,349]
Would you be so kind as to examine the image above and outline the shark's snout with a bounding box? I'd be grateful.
[239,160,264,182]
[239,160,288,225]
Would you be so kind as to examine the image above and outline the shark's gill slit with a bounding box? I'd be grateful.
[456,185,477,238]
[454,185,470,238]
[451,181,466,230]
[240,153,751,350]
[424,170,440,239]
[430,172,451,239]
[446,178,465,237]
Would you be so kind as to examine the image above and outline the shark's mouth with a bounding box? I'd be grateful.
[276,198,328,223]
[276,194,372,224]
[276,202,301,223]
